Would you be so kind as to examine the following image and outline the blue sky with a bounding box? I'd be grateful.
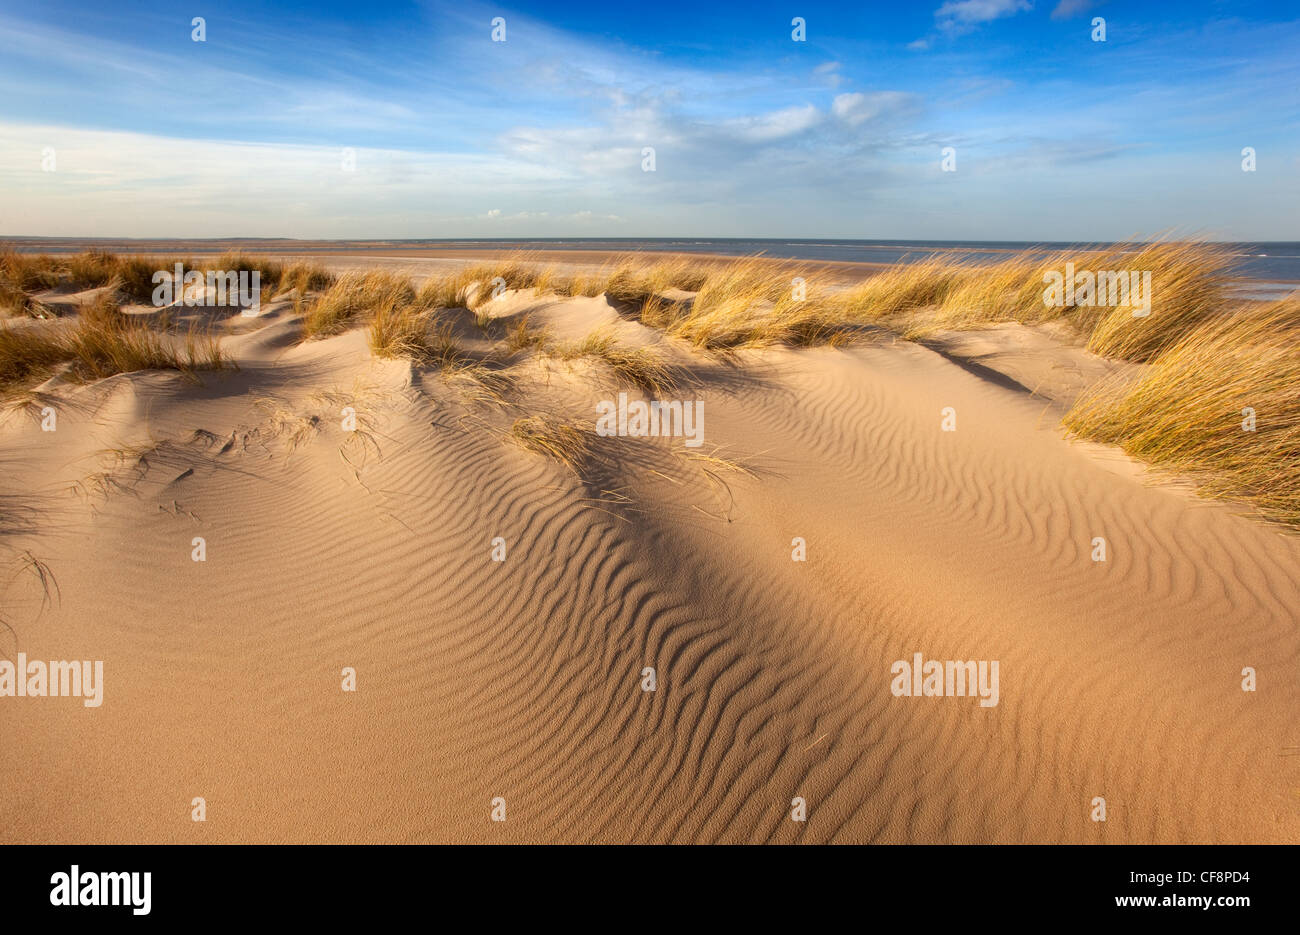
[0,0,1297,239]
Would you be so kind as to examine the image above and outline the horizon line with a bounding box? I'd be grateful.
[4,235,1298,245]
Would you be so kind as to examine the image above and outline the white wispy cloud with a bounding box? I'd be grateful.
[832,92,913,127]
[1051,0,1098,19]
[936,0,1034,32]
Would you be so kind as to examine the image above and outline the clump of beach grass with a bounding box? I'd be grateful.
[836,241,1234,362]
[558,267,615,298]
[1064,295,1300,525]
[234,256,334,298]
[442,360,515,408]
[368,300,514,405]
[0,293,228,394]
[1079,241,1234,361]
[598,256,709,304]
[413,272,473,310]
[837,256,971,323]
[508,414,594,475]
[65,293,228,382]
[0,324,68,390]
[1,279,35,318]
[304,271,415,339]
[494,254,710,305]
[275,261,335,297]
[63,250,126,290]
[632,258,853,350]
[368,302,464,367]
[148,252,332,304]
[2,248,335,309]
[575,242,1233,357]
[212,252,284,293]
[548,328,679,394]
[43,250,170,303]
[504,316,550,353]
[1,250,59,288]
[415,255,553,311]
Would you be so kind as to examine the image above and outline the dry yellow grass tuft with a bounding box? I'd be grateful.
[413,270,474,310]
[1,292,228,395]
[629,258,854,350]
[414,255,554,311]
[273,261,335,297]
[304,271,415,339]
[442,360,515,408]
[368,302,464,367]
[547,329,679,394]
[1,280,34,318]
[1080,242,1234,361]
[1064,295,1300,524]
[2,247,334,313]
[0,324,67,390]
[54,251,171,303]
[598,256,709,304]
[504,315,550,353]
[838,256,969,321]
[1,250,60,289]
[367,300,514,404]
[839,241,1234,362]
[508,414,594,475]
[212,252,283,292]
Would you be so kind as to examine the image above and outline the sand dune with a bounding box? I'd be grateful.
[2,285,1297,844]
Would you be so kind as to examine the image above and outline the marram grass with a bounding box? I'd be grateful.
[547,329,679,394]
[304,271,415,339]
[841,241,1234,362]
[0,246,334,307]
[1,293,228,394]
[367,302,464,367]
[509,415,594,475]
[1064,296,1300,525]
